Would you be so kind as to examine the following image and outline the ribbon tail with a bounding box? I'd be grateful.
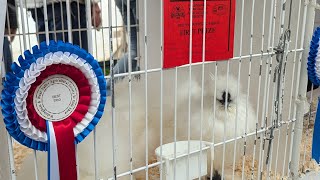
[312,97,320,163]
[47,120,77,180]
[53,122,77,180]
[47,121,60,180]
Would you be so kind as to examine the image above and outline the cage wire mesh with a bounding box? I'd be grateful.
[0,0,320,179]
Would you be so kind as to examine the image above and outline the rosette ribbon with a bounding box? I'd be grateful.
[307,27,320,163]
[1,40,107,180]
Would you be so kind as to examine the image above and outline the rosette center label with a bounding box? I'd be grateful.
[33,75,79,121]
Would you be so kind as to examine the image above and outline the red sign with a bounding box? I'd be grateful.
[163,0,235,68]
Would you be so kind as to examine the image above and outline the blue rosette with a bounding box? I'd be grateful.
[1,40,107,151]
[307,27,320,86]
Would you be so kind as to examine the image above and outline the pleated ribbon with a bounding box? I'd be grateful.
[307,27,320,163]
[1,40,107,180]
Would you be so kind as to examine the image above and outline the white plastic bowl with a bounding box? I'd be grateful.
[155,140,209,180]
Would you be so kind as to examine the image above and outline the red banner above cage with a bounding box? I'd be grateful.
[163,0,235,68]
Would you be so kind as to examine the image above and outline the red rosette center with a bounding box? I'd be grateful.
[26,64,91,133]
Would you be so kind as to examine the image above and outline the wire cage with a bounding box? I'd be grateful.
[0,0,320,180]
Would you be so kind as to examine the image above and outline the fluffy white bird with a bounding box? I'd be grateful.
[17,72,257,180]
[196,75,257,180]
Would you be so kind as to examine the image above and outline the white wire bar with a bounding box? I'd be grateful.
[0,1,316,180]
[290,1,316,179]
